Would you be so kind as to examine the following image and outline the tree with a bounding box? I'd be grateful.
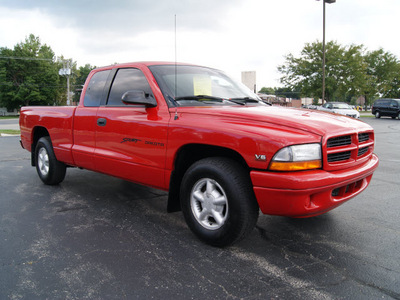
[363,49,400,104]
[278,41,367,103]
[274,87,300,99]
[0,34,62,109]
[258,86,300,99]
[258,87,275,95]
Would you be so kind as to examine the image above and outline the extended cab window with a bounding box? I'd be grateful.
[84,70,111,107]
[107,68,154,106]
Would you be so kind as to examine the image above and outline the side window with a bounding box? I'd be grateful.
[107,68,154,106]
[390,101,398,108]
[83,70,111,107]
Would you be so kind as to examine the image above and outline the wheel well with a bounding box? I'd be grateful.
[167,144,249,213]
[31,127,50,166]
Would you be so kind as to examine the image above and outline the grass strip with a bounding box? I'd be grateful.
[0,129,20,135]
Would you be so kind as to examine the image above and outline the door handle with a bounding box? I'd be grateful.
[97,118,107,126]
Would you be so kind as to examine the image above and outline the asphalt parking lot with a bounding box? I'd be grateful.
[0,117,399,299]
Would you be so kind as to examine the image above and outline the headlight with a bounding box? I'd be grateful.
[269,143,322,171]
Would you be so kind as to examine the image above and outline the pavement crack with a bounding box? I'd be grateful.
[57,205,89,212]
[345,275,400,299]
[0,158,30,163]
[254,225,400,299]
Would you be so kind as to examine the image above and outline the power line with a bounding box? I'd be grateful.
[0,82,83,88]
[0,56,53,62]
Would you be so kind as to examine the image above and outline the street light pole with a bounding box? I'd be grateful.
[322,0,326,105]
[318,0,336,105]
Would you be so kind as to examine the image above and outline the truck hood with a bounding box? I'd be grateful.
[176,105,372,137]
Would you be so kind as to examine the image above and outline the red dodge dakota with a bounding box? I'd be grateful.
[19,62,379,246]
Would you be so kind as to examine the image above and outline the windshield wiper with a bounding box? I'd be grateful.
[174,95,224,102]
[174,95,260,106]
[228,97,260,105]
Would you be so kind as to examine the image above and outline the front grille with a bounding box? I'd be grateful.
[324,131,374,169]
[358,133,370,143]
[327,135,351,148]
[358,147,369,156]
[328,151,351,162]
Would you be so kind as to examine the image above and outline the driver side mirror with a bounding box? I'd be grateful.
[122,90,157,107]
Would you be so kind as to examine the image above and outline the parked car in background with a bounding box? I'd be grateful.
[319,102,360,118]
[372,98,400,119]
[302,104,319,110]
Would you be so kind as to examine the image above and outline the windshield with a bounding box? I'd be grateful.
[149,65,262,107]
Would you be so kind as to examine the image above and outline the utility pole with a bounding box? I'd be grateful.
[58,59,72,105]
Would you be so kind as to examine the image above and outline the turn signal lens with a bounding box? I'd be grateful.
[269,160,322,171]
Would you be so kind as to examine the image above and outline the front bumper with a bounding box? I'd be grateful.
[251,154,379,218]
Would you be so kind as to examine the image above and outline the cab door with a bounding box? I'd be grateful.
[94,68,170,189]
[72,69,112,170]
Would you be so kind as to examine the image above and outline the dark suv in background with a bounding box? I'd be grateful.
[372,98,400,119]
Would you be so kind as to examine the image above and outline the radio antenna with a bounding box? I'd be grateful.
[174,14,177,98]
[174,14,179,120]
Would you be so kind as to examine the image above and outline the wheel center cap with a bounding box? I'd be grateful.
[204,193,215,210]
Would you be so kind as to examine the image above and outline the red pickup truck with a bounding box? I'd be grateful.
[20,62,379,246]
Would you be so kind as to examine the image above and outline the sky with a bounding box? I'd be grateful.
[0,0,399,89]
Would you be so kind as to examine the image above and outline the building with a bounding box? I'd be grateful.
[241,71,256,93]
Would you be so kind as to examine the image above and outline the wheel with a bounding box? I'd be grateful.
[35,137,66,185]
[375,111,380,118]
[180,157,259,247]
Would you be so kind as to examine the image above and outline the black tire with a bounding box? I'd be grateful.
[180,157,259,247]
[375,111,380,118]
[35,137,66,185]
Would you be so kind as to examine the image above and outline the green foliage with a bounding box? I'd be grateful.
[275,87,300,99]
[0,34,95,109]
[363,49,400,103]
[258,86,300,99]
[258,87,275,95]
[0,34,60,109]
[277,41,400,104]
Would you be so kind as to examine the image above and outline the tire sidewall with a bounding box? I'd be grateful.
[181,158,258,246]
[35,137,66,185]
